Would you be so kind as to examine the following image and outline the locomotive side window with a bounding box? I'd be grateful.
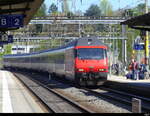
[76,48,106,60]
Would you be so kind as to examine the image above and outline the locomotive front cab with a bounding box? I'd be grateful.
[75,46,108,86]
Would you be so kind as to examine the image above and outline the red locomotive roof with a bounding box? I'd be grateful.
[75,37,108,47]
[75,46,107,49]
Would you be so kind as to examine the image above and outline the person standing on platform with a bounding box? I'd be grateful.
[139,60,147,79]
[114,63,119,75]
[130,59,139,80]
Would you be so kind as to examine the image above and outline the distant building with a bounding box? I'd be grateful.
[0,46,4,53]
[11,45,39,54]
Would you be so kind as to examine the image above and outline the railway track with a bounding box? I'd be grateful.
[10,70,150,113]
[13,72,94,113]
[84,87,150,113]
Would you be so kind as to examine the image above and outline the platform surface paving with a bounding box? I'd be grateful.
[0,70,45,113]
[108,74,150,86]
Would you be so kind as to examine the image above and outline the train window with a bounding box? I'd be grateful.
[74,49,77,57]
[12,48,25,50]
[76,48,106,60]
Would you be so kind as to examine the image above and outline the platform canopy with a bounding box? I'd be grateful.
[121,12,150,31]
[0,0,44,31]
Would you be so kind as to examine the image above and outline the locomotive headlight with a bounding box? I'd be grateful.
[78,69,84,71]
[99,69,105,71]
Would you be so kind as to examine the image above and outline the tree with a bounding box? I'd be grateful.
[123,9,135,17]
[122,3,146,17]
[48,3,58,14]
[0,44,12,63]
[136,3,145,15]
[67,11,74,18]
[62,0,70,15]
[84,4,101,17]
[99,0,113,16]
[34,3,47,17]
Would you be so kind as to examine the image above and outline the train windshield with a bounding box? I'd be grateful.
[76,48,107,60]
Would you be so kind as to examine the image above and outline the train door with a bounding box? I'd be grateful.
[65,48,75,80]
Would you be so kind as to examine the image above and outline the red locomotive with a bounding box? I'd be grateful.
[3,37,108,86]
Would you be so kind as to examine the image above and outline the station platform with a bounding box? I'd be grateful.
[108,74,150,84]
[0,70,46,113]
[105,74,150,97]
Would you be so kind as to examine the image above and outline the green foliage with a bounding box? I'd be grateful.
[120,3,146,60]
[123,9,134,17]
[34,3,47,17]
[0,44,12,59]
[126,29,140,60]
[34,39,65,52]
[136,3,145,15]
[84,4,101,17]
[48,3,58,14]
[67,12,74,18]
[123,3,145,17]
[84,25,94,32]
[99,0,113,16]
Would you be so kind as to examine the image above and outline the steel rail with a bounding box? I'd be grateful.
[100,87,150,111]
[13,73,55,113]
[84,87,150,113]
[13,72,94,113]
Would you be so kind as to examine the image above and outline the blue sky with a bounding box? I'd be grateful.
[44,0,148,13]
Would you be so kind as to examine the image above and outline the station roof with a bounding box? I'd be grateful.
[121,12,150,31]
[0,0,44,31]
